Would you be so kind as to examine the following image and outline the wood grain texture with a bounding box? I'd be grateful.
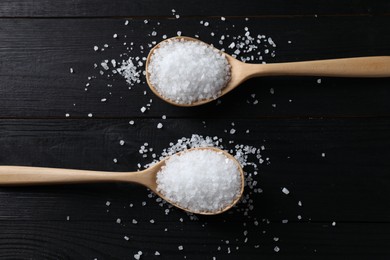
[0,0,389,17]
[0,221,389,259]
[0,118,389,223]
[0,0,389,258]
[0,17,389,118]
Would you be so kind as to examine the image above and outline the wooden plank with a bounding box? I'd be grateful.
[0,17,389,118]
[0,221,389,258]
[0,118,389,223]
[0,0,389,17]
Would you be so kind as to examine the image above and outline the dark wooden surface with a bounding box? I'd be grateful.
[0,1,389,259]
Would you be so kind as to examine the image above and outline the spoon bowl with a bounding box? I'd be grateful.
[0,147,244,215]
[146,36,390,107]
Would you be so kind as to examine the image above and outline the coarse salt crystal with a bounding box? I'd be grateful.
[156,149,241,213]
[148,39,230,104]
[157,123,163,129]
[282,187,289,195]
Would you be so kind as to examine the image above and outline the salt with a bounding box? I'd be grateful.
[148,39,230,104]
[282,187,290,195]
[156,149,242,213]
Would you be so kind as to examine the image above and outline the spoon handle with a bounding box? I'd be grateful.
[252,56,390,78]
[0,166,141,186]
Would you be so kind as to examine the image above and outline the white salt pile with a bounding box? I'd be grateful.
[156,149,242,213]
[117,58,141,86]
[147,39,231,104]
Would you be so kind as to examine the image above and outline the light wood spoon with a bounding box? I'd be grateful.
[146,36,390,106]
[0,147,244,215]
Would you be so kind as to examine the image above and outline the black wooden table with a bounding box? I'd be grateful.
[1,1,390,259]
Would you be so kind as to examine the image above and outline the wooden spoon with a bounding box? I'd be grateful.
[146,36,390,107]
[0,147,244,215]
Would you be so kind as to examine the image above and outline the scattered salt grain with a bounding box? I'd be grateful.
[70,68,74,74]
[119,140,125,146]
[105,201,111,206]
[221,17,226,21]
[332,221,336,226]
[157,123,163,129]
[124,236,129,241]
[88,113,93,117]
[132,219,138,224]
[274,246,280,252]
[204,22,209,27]
[65,113,70,117]
[298,201,302,206]
[178,245,184,251]
[124,20,129,25]
[282,187,290,195]
[317,78,322,84]
[156,149,241,213]
[155,251,160,256]
[117,58,141,86]
[322,153,326,157]
[129,120,135,125]
[177,31,182,36]
[148,39,230,104]
[93,46,99,51]
[113,158,118,163]
[140,107,146,113]
[113,34,118,39]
